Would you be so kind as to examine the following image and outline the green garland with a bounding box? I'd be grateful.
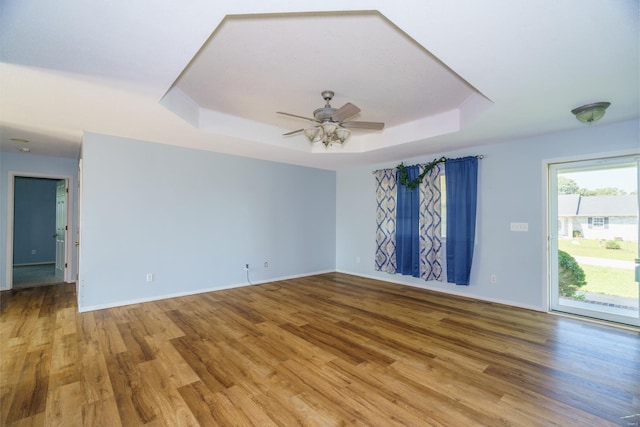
[397,156,447,190]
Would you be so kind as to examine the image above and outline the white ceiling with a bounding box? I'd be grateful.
[1,1,638,170]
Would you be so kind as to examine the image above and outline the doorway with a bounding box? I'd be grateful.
[8,175,71,289]
[548,154,639,327]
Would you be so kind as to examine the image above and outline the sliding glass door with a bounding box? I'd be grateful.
[549,155,639,327]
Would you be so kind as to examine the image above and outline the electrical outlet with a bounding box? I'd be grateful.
[490,275,497,283]
[146,273,153,282]
[263,261,268,268]
[31,249,36,255]
[243,264,249,271]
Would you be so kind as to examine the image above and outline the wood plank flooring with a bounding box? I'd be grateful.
[1,272,639,426]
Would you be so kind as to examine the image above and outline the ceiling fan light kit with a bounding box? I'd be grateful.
[304,127,321,142]
[278,90,384,148]
[302,123,351,147]
[571,102,611,123]
[334,127,350,142]
[321,121,338,136]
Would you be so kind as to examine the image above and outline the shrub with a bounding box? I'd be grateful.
[605,240,621,250]
[572,230,583,238]
[558,250,587,298]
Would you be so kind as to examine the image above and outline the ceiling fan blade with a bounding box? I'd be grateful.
[341,120,385,130]
[277,111,319,122]
[331,102,361,122]
[283,128,304,136]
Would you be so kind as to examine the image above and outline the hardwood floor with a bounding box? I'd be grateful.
[12,264,62,289]
[1,273,639,426]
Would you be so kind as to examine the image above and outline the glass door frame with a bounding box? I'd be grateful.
[547,153,639,327]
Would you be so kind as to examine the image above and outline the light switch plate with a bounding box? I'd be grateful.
[510,222,528,232]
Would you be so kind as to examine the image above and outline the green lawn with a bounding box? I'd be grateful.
[558,239,637,261]
[579,265,638,299]
[559,239,638,299]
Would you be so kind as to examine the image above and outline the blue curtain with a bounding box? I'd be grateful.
[445,157,478,285]
[396,165,420,277]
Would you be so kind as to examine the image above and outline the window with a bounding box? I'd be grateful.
[588,216,609,229]
[374,156,478,285]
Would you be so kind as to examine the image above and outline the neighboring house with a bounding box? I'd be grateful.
[558,194,638,241]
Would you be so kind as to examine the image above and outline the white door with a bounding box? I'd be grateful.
[549,155,639,327]
[55,180,66,281]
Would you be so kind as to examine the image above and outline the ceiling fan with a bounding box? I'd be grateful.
[277,90,385,147]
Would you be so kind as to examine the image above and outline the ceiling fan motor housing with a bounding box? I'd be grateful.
[315,90,338,122]
[313,107,338,122]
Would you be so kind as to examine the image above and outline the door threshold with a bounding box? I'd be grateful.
[549,309,640,332]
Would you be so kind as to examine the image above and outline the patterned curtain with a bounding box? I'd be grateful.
[374,169,397,273]
[418,163,444,281]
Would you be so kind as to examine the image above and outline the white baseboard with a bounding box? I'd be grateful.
[77,269,334,313]
[335,269,546,313]
[78,268,543,313]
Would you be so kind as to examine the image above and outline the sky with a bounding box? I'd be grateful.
[561,166,637,193]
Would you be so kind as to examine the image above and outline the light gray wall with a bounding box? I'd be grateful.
[78,132,336,311]
[0,152,78,289]
[3,120,636,312]
[336,120,639,310]
[12,177,58,264]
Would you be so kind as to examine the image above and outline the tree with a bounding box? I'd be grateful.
[579,187,627,196]
[558,177,580,194]
[557,176,629,196]
[558,250,587,298]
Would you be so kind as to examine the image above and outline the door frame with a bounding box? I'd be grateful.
[543,149,640,325]
[5,172,74,288]
[55,179,67,280]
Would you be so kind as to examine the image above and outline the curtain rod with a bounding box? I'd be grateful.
[372,155,484,174]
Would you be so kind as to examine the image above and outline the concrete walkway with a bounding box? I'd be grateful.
[581,292,638,310]
[573,256,635,270]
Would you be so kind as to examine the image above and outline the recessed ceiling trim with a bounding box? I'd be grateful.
[160,87,200,128]
[160,9,491,155]
[352,109,463,153]
[198,108,310,152]
[460,92,495,128]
